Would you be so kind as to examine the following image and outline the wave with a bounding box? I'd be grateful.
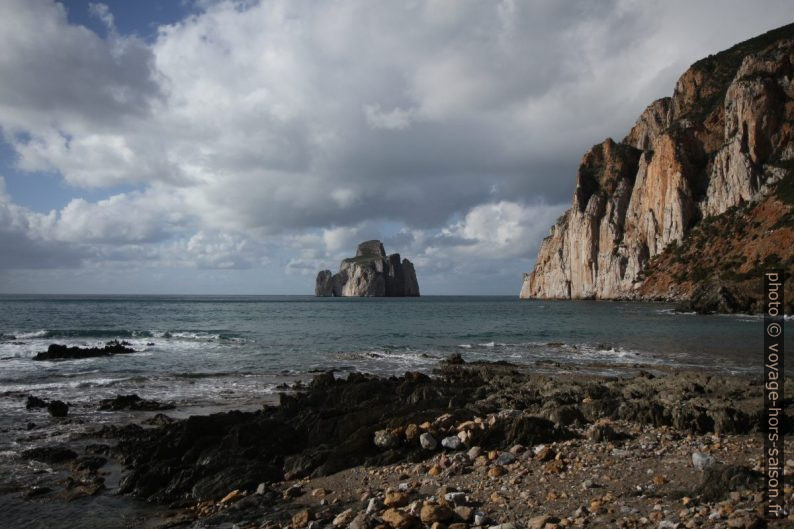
[3,328,248,342]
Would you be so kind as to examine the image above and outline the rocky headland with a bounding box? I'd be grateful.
[11,360,793,528]
[316,241,420,297]
[521,23,794,314]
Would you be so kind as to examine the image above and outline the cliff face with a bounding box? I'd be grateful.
[522,24,794,312]
[315,240,420,297]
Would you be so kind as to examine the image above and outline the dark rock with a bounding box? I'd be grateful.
[588,423,624,442]
[23,486,52,498]
[25,395,47,410]
[34,340,135,361]
[695,464,761,501]
[71,456,107,473]
[676,280,750,314]
[47,400,69,417]
[98,394,175,412]
[443,353,465,365]
[545,404,588,427]
[21,444,78,463]
[142,413,176,426]
[111,368,496,503]
[481,415,573,448]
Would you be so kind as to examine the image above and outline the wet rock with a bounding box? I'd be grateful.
[23,486,52,498]
[420,432,438,450]
[47,400,69,418]
[34,340,135,361]
[21,444,77,463]
[98,394,174,411]
[70,456,107,473]
[25,395,47,410]
[444,353,465,365]
[142,413,175,426]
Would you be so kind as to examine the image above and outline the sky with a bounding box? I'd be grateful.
[0,0,791,295]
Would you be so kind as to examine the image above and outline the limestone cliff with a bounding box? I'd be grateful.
[315,240,420,297]
[522,23,794,312]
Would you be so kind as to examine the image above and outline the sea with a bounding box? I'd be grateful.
[0,295,788,528]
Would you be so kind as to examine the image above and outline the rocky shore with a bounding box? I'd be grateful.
[8,359,794,528]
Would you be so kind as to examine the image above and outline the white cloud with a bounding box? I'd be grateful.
[0,0,790,292]
[437,201,565,259]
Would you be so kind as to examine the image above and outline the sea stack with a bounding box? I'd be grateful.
[315,240,420,297]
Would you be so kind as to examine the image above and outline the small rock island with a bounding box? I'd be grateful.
[315,240,420,297]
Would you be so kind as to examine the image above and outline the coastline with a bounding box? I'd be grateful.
[3,359,792,528]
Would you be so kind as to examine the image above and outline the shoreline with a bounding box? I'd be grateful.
[2,359,792,528]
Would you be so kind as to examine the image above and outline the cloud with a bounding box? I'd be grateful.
[0,0,791,292]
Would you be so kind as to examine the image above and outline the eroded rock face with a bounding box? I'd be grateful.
[315,240,420,297]
[522,27,794,303]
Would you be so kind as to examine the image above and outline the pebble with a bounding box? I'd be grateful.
[691,452,716,470]
[528,515,556,529]
[381,508,420,529]
[384,490,409,507]
[374,430,401,449]
[332,508,355,527]
[420,433,438,450]
[487,466,506,478]
[366,498,383,514]
[220,489,242,504]
[444,491,467,505]
[419,504,454,523]
[441,436,464,450]
[291,509,311,529]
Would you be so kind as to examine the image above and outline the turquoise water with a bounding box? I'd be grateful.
[0,295,783,407]
[0,295,786,528]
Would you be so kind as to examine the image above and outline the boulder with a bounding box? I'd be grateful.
[25,396,47,410]
[47,400,69,418]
